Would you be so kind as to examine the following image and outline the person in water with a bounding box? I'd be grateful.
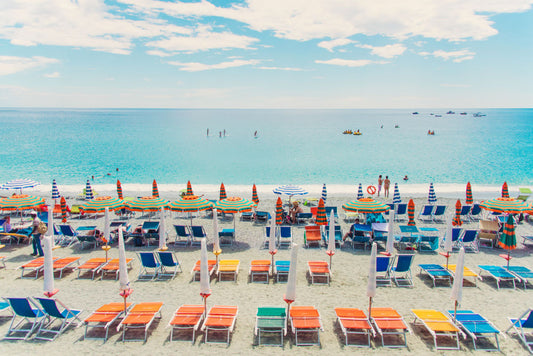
[403,175,409,181]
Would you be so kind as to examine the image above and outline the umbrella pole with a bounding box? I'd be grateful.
[329,254,333,270]
[368,297,373,320]
[454,300,458,322]
[507,251,511,269]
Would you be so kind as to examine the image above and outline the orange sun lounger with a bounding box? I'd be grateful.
[304,225,322,248]
[370,307,410,348]
[334,307,374,347]
[249,260,271,283]
[52,257,81,279]
[191,259,217,281]
[307,261,331,285]
[75,258,108,279]
[290,306,324,346]
[168,304,205,343]
[99,258,133,280]
[118,302,163,342]
[19,257,58,279]
[84,302,132,341]
[201,305,238,345]
[411,309,465,350]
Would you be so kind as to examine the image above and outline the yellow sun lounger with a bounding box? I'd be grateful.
[446,264,482,287]
[411,309,465,350]
[217,259,240,282]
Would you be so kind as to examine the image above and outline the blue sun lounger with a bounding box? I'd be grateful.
[505,266,533,289]
[506,308,533,353]
[4,297,46,340]
[418,264,453,287]
[478,265,518,290]
[446,310,501,351]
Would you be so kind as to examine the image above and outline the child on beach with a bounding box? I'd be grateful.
[377,175,383,197]
[384,176,390,198]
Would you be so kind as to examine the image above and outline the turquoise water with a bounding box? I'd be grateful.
[0,108,531,186]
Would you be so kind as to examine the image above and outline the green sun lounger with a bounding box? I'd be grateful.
[255,307,287,347]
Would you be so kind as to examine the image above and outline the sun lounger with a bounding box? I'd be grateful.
[3,297,46,340]
[505,265,533,289]
[84,302,132,341]
[278,226,292,249]
[411,309,464,350]
[118,302,163,342]
[395,204,407,221]
[418,264,453,287]
[303,225,322,248]
[446,310,501,351]
[334,307,373,347]
[19,257,58,279]
[295,212,313,225]
[191,259,216,281]
[34,297,83,341]
[517,187,532,201]
[418,205,435,222]
[523,235,533,246]
[99,258,133,280]
[478,265,518,289]
[168,304,205,343]
[173,225,191,246]
[290,306,323,346]
[157,251,182,279]
[255,306,287,347]
[370,307,409,348]
[249,260,271,283]
[0,300,11,317]
[459,229,479,253]
[446,264,481,287]
[307,261,331,285]
[389,254,414,288]
[376,255,392,287]
[506,308,533,353]
[201,305,238,345]
[137,252,161,280]
[274,260,290,283]
[75,258,107,280]
[478,220,500,248]
[432,205,447,223]
[217,259,240,282]
[52,257,80,279]
[190,225,207,246]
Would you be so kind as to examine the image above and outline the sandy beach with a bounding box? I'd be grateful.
[0,186,532,355]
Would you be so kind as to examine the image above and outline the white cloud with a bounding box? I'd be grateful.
[167,59,260,72]
[44,71,60,78]
[259,66,303,71]
[420,49,476,62]
[357,43,407,58]
[318,38,355,52]
[0,56,59,76]
[315,58,386,67]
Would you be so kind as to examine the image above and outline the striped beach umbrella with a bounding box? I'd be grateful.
[275,197,283,225]
[501,182,509,198]
[273,185,308,205]
[168,195,213,212]
[117,180,123,200]
[357,183,364,200]
[215,196,257,232]
[315,199,328,226]
[428,183,437,204]
[480,197,530,214]
[85,180,94,200]
[499,215,516,268]
[186,181,194,196]
[466,182,473,205]
[393,183,401,204]
[252,184,259,205]
[452,199,462,226]
[60,196,68,223]
[126,196,168,212]
[321,184,327,204]
[0,194,46,211]
[342,198,391,214]
[80,196,124,213]
[407,199,416,226]
[219,183,227,201]
[0,178,40,194]
[51,179,60,200]
[152,179,159,198]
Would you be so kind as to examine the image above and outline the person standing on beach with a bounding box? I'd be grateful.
[384,176,390,198]
[377,175,383,197]
[30,212,43,257]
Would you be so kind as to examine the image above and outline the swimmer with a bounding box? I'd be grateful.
[403,175,409,181]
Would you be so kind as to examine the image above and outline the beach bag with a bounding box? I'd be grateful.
[37,221,48,234]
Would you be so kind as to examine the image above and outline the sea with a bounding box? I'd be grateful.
[0,108,531,194]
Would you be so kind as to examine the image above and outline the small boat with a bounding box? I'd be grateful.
[394,124,399,128]
[412,112,419,115]
[435,114,442,117]
[460,112,467,115]
[473,112,486,117]
[446,111,455,114]
[353,131,362,136]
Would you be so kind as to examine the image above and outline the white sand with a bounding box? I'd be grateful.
[0,188,532,355]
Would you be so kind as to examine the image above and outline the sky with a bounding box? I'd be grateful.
[1,0,532,108]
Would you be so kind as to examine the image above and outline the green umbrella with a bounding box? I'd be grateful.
[499,215,516,268]
[480,198,529,214]
[342,198,390,214]
[315,199,327,226]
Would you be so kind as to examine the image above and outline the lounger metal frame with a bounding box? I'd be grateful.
[418,264,453,287]
[446,310,501,351]
[412,309,465,350]
[168,305,204,343]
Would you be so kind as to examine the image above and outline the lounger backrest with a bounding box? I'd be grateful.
[452,228,462,241]
[470,204,481,215]
[376,256,390,273]
[461,230,477,243]
[59,225,76,236]
[142,221,159,231]
[174,225,189,236]
[421,205,433,215]
[523,310,533,327]
[157,252,177,267]
[36,298,63,319]
[257,307,286,318]
[265,226,271,237]
[394,255,414,272]
[139,252,158,268]
[191,226,206,237]
[460,205,472,215]
[305,225,320,232]
[396,204,407,214]
[433,205,446,215]
[8,297,37,318]
[310,207,318,216]
[280,226,291,238]
[479,220,499,232]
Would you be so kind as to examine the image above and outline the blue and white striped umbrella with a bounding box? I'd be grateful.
[321,183,327,204]
[51,179,60,200]
[428,182,437,204]
[273,185,308,197]
[85,180,94,200]
[357,183,363,200]
[393,183,401,204]
[0,178,40,193]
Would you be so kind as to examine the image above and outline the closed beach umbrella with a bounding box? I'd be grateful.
[275,197,283,225]
[269,215,277,274]
[465,182,473,205]
[499,215,516,268]
[118,228,131,296]
[273,185,308,205]
[407,199,416,226]
[215,196,256,231]
[0,194,45,211]
[80,196,124,214]
[452,199,462,226]
[327,211,336,268]
[126,196,168,212]
[450,247,465,320]
[168,195,213,226]
[252,184,259,205]
[284,243,298,305]
[428,183,437,204]
[159,208,166,251]
[480,197,530,214]
[315,199,327,226]
[501,182,509,198]
[321,184,327,204]
[200,239,211,316]
[219,183,227,200]
[386,209,395,254]
[186,181,194,196]
[443,214,454,268]
[51,179,60,200]
[393,183,401,204]
[104,207,110,245]
[367,242,377,317]
[0,178,40,194]
[212,208,221,259]
[342,198,391,214]
[46,205,54,241]
[43,235,56,297]
[60,196,68,223]
[85,180,94,200]
[116,180,123,200]
[152,179,159,198]
[357,183,364,200]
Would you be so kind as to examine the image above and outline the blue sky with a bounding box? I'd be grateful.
[1,0,532,108]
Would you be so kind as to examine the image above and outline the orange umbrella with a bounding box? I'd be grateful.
[219,183,227,200]
[186,181,194,196]
[275,197,283,225]
[117,180,123,200]
[465,182,473,205]
[501,182,509,198]
[152,179,159,198]
[60,196,68,223]
[315,199,327,226]
[252,184,259,205]
[407,199,416,226]
[452,199,462,226]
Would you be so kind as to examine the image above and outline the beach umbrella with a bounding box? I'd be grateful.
[215,196,256,231]
[428,183,437,204]
[283,243,298,313]
[60,196,68,223]
[273,185,308,205]
[159,208,167,251]
[219,183,227,200]
[102,207,111,260]
[186,180,194,196]
[499,215,517,268]
[315,199,327,226]
[152,179,159,198]
[80,196,124,214]
[450,247,465,321]
[0,194,45,211]
[118,228,132,310]
[501,182,509,198]
[51,179,60,201]
[212,208,221,262]
[452,199,462,226]
[269,214,277,274]
[168,195,214,226]
[407,199,416,226]
[200,239,211,318]
[465,182,473,205]
[252,184,259,205]
[326,211,336,269]
[393,183,401,204]
[367,242,377,317]
[0,178,40,194]
[386,209,395,255]
[479,197,530,214]
[275,197,283,225]
[126,196,168,213]
[43,235,57,297]
[442,214,454,268]
[321,184,327,204]
[116,180,123,200]
[342,198,391,214]
[85,180,94,200]
[357,183,364,200]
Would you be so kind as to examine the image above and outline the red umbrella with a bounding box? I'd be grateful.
[465,182,473,205]
[60,196,68,223]
[499,215,516,268]
[186,181,193,196]
[117,180,123,200]
[219,183,227,200]
[315,199,327,226]
[275,197,283,225]
[501,182,509,198]
[152,179,159,198]
[452,199,462,226]
[407,199,416,226]
[252,184,259,205]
